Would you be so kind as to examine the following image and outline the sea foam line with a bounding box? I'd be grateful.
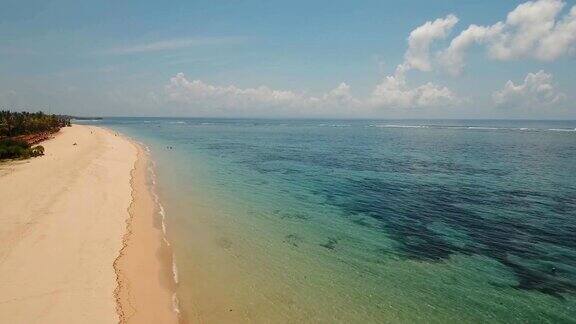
[143,144,181,315]
[103,129,182,317]
[367,124,575,133]
[549,128,576,132]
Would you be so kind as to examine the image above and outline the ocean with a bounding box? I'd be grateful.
[85,118,576,323]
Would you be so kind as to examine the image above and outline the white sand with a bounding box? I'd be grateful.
[0,125,136,323]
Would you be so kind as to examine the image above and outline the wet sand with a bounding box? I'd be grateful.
[114,142,179,323]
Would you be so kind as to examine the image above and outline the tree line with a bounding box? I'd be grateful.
[0,110,71,137]
[0,110,71,160]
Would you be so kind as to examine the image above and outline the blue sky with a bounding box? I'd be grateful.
[0,0,575,118]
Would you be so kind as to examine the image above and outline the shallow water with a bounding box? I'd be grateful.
[90,118,576,323]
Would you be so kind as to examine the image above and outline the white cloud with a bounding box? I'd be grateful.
[493,70,565,109]
[489,0,568,60]
[165,73,358,116]
[158,3,575,116]
[440,0,576,75]
[101,37,244,55]
[370,74,459,109]
[399,14,459,73]
[166,73,301,109]
[439,23,504,76]
[366,14,461,110]
[164,73,460,116]
[536,5,576,60]
[320,82,361,107]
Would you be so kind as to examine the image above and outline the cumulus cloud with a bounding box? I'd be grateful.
[319,82,361,107]
[164,73,460,116]
[370,74,459,109]
[493,70,565,109]
[399,14,459,73]
[536,5,576,60]
[440,0,576,75]
[365,15,461,110]
[167,73,302,109]
[489,0,567,60]
[161,3,576,116]
[163,13,466,115]
[164,73,363,116]
[439,23,504,75]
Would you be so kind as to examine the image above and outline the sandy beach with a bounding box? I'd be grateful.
[0,125,177,323]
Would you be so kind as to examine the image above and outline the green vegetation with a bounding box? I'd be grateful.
[0,139,44,159]
[1,110,70,137]
[0,110,70,160]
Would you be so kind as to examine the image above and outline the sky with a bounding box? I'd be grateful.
[0,0,575,119]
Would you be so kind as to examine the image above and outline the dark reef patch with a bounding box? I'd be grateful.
[351,217,373,228]
[319,176,576,296]
[191,124,576,298]
[284,234,304,247]
[279,212,310,221]
[319,237,339,250]
[216,237,233,250]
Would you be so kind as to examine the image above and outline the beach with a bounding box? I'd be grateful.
[102,118,576,322]
[0,125,177,323]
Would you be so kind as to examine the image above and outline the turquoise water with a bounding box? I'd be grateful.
[90,118,576,322]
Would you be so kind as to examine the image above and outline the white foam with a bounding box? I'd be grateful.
[549,128,576,132]
[367,124,575,133]
[466,126,498,130]
[376,124,429,128]
[172,293,181,314]
[172,259,179,284]
[159,205,167,235]
[145,153,181,315]
[318,123,351,127]
[73,119,101,122]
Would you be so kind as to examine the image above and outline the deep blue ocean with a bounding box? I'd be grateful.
[84,118,576,323]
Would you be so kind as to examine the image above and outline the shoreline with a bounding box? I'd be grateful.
[145,147,182,315]
[0,125,177,323]
[112,131,179,323]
